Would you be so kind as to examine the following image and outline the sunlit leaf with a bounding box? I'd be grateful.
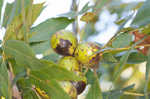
[2,2,14,27]
[2,0,31,27]
[4,14,23,41]
[3,1,44,41]
[27,2,45,27]
[34,87,50,99]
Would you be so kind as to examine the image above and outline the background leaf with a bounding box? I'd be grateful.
[113,50,131,81]
[103,84,135,99]
[131,0,150,27]
[125,52,147,64]
[79,2,93,14]
[112,33,132,48]
[144,49,150,98]
[102,53,118,63]
[0,0,3,22]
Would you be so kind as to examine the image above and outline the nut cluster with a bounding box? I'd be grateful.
[50,30,101,98]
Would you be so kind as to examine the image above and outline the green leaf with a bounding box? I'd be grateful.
[127,52,147,64]
[29,17,74,42]
[79,2,93,14]
[3,1,44,41]
[94,0,108,11]
[0,47,2,55]
[31,40,50,54]
[0,61,12,99]
[22,89,39,99]
[113,50,131,81]
[2,2,14,27]
[0,0,3,21]
[43,53,59,62]
[102,53,118,63]
[27,3,45,27]
[144,49,150,98]
[82,22,96,40]
[59,11,77,18]
[113,36,147,81]
[12,71,26,86]
[3,0,33,41]
[4,13,24,41]
[29,78,71,99]
[2,0,32,27]
[3,40,44,70]
[131,0,150,27]
[18,77,71,99]
[30,60,83,81]
[112,33,132,48]
[85,72,103,99]
[31,3,44,25]
[59,2,92,18]
[103,84,135,99]
[85,69,96,84]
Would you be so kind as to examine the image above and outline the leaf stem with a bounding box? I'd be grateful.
[102,44,150,54]
[71,0,79,35]
[123,91,144,96]
[21,0,29,43]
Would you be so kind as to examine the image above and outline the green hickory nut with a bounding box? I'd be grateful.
[59,81,77,99]
[58,56,87,95]
[75,42,101,68]
[58,56,80,72]
[50,30,78,56]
